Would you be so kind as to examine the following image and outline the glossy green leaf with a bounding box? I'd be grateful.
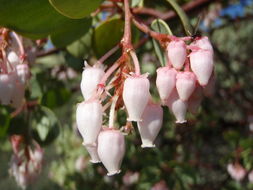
[49,0,103,19]
[165,0,193,36]
[67,29,93,59]
[151,19,173,67]
[50,18,92,47]
[93,18,124,57]
[0,107,11,138]
[32,106,61,146]
[0,0,90,39]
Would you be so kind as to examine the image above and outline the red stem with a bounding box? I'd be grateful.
[122,0,132,52]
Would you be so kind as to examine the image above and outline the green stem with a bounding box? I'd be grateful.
[165,0,193,36]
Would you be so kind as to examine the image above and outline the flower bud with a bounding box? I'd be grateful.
[190,50,213,86]
[192,36,213,54]
[188,86,203,114]
[7,51,21,67]
[176,71,196,101]
[156,67,177,104]
[137,103,163,148]
[85,144,101,163]
[80,63,105,100]
[0,73,16,105]
[76,99,102,146]
[16,64,30,84]
[227,163,246,181]
[167,40,187,70]
[166,89,188,123]
[97,129,125,176]
[123,74,150,121]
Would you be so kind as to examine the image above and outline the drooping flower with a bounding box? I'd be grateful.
[76,99,102,146]
[85,144,101,163]
[123,74,150,121]
[167,40,187,70]
[80,62,105,100]
[97,128,125,176]
[176,71,196,101]
[137,102,163,148]
[166,89,188,123]
[190,49,213,86]
[156,67,177,104]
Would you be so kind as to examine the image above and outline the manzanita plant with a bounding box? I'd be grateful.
[1,0,253,189]
[75,0,215,176]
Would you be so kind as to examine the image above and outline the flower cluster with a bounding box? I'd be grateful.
[75,35,215,176]
[0,30,30,109]
[9,135,44,189]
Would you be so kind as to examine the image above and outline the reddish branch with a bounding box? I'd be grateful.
[133,0,214,24]
[121,0,132,52]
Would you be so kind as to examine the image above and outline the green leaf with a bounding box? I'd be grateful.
[0,0,90,39]
[67,29,93,59]
[50,18,92,47]
[0,107,11,138]
[32,106,61,146]
[93,18,124,57]
[151,19,172,67]
[41,87,71,109]
[165,0,193,36]
[49,0,103,19]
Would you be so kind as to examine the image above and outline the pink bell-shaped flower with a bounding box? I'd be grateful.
[123,74,150,121]
[97,129,125,176]
[227,163,246,182]
[84,144,101,163]
[188,86,203,114]
[16,64,30,85]
[176,71,196,101]
[203,74,215,97]
[166,89,188,123]
[76,99,102,146]
[192,36,213,54]
[137,102,163,148]
[189,49,213,86]
[11,83,25,108]
[167,40,187,70]
[156,67,177,104]
[80,62,105,100]
[0,73,16,105]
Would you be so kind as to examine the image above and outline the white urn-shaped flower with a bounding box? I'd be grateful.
[167,40,187,70]
[123,74,150,121]
[85,144,101,164]
[190,49,213,86]
[80,63,105,100]
[76,99,102,146]
[167,89,188,123]
[156,67,177,105]
[97,128,125,176]
[176,71,196,101]
[137,102,163,148]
